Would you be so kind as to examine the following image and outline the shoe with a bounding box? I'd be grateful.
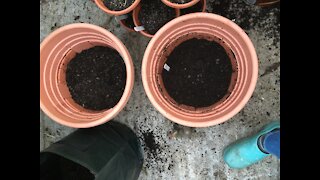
[223,120,280,169]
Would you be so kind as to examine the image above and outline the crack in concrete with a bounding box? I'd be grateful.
[261,62,280,77]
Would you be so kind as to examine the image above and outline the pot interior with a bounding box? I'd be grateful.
[155,33,238,113]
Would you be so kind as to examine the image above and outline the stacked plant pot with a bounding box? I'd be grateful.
[94,0,206,37]
[243,0,280,7]
[132,0,180,37]
[94,0,140,32]
[141,13,258,127]
[41,3,260,128]
[40,23,134,128]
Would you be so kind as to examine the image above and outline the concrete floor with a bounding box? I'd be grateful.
[40,0,280,179]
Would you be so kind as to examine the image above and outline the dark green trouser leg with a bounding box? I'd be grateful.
[40,121,143,180]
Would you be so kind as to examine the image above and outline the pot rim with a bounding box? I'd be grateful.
[161,0,201,9]
[142,13,258,127]
[132,3,181,38]
[40,23,134,128]
[94,0,141,16]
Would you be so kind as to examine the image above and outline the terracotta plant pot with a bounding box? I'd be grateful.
[132,4,180,38]
[119,19,135,32]
[256,0,280,7]
[161,0,200,9]
[180,0,206,15]
[117,13,135,32]
[200,0,206,12]
[142,13,258,127]
[243,0,280,7]
[40,23,134,128]
[94,0,141,16]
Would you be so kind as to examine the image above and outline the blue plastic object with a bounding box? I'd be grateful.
[223,121,280,169]
[263,129,280,158]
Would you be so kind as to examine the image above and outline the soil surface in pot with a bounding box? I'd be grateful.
[209,0,280,48]
[162,38,233,108]
[121,13,135,29]
[103,0,135,11]
[180,0,203,15]
[139,0,176,35]
[169,0,192,4]
[66,46,126,111]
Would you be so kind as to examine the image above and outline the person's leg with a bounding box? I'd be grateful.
[223,120,280,169]
[258,128,280,158]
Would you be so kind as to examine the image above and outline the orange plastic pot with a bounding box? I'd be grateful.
[132,4,180,38]
[243,0,280,7]
[119,19,135,32]
[256,0,280,7]
[40,23,134,128]
[200,0,206,12]
[161,0,200,9]
[118,13,135,32]
[94,0,141,16]
[142,13,258,127]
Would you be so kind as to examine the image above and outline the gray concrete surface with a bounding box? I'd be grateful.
[40,0,280,179]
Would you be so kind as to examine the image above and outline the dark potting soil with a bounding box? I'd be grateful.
[180,0,203,15]
[121,13,135,29]
[162,38,233,108]
[103,0,135,11]
[209,0,280,48]
[143,131,160,157]
[66,46,126,111]
[139,0,176,35]
[140,129,168,172]
[169,0,192,4]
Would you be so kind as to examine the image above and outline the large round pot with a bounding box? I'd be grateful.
[40,23,134,128]
[161,0,200,9]
[94,0,141,16]
[142,13,258,127]
[132,3,180,38]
